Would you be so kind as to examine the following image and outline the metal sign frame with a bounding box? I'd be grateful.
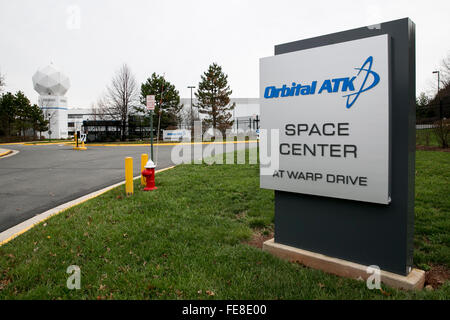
[269,18,415,276]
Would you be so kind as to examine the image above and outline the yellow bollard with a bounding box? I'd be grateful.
[73,134,87,150]
[141,154,148,186]
[125,157,133,195]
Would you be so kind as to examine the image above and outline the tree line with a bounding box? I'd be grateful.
[0,88,48,141]
[0,62,236,142]
[416,53,450,148]
[416,53,450,115]
[95,63,235,141]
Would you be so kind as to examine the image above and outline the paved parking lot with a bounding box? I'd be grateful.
[0,142,253,233]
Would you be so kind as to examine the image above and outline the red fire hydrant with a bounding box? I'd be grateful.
[141,159,158,191]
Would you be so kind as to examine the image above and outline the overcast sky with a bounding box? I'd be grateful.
[1,0,449,108]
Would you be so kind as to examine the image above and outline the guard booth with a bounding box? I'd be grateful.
[83,120,122,142]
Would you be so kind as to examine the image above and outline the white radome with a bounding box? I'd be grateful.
[32,63,70,139]
[32,64,70,96]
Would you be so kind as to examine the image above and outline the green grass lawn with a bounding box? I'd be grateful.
[414,151,450,270]
[0,150,448,299]
[22,139,71,145]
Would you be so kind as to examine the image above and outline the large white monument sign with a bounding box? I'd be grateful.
[260,34,391,204]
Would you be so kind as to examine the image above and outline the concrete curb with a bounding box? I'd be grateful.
[0,141,71,146]
[14,140,259,147]
[0,142,27,146]
[85,140,258,147]
[0,150,12,157]
[0,149,19,159]
[0,166,176,246]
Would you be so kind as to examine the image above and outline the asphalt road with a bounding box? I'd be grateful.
[0,142,253,233]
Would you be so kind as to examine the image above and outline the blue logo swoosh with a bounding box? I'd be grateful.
[342,56,380,109]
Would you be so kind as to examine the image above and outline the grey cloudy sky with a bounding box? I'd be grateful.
[1,0,449,108]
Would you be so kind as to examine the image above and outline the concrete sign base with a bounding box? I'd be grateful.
[263,238,425,291]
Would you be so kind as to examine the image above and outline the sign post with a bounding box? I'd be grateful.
[260,18,423,288]
[146,95,156,160]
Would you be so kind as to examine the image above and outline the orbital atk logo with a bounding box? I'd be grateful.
[263,56,380,109]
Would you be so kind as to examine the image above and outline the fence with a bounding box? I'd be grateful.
[416,102,450,130]
[234,116,260,132]
[83,105,449,142]
[415,102,450,148]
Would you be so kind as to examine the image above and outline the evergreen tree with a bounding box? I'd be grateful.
[416,92,432,120]
[138,73,183,130]
[0,91,47,139]
[195,63,235,136]
[0,92,17,136]
[416,92,430,107]
[15,91,32,137]
[29,104,48,138]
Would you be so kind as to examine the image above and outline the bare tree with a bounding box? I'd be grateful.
[440,53,450,89]
[428,52,450,95]
[94,96,111,121]
[44,109,56,140]
[103,64,138,140]
[90,101,104,121]
[178,104,199,130]
[0,69,5,93]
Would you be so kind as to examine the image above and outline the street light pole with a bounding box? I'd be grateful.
[188,86,195,133]
[433,71,442,119]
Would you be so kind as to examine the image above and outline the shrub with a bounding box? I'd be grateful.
[432,119,450,148]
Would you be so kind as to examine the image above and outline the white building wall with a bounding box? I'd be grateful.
[180,98,259,121]
[67,108,96,136]
[39,95,68,139]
